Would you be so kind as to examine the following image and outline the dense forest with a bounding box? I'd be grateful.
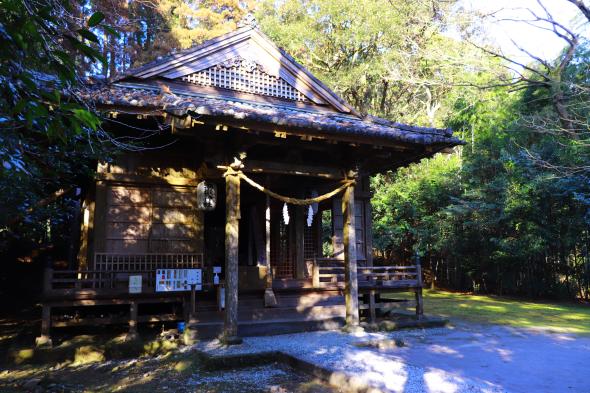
[1,0,589,299]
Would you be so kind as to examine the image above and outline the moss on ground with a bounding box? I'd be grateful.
[390,290,590,334]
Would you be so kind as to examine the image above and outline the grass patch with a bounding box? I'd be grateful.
[391,290,590,334]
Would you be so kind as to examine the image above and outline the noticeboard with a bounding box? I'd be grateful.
[156,269,202,292]
[129,275,142,294]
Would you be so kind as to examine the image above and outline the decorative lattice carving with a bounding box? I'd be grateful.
[237,13,257,28]
[181,56,308,102]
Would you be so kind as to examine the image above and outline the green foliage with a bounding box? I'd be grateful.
[371,153,463,261]
[372,40,590,299]
[257,0,489,126]
[0,0,114,249]
[84,0,255,74]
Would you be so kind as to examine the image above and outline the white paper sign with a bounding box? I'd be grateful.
[129,275,142,294]
[187,269,202,285]
[156,269,202,292]
[213,266,221,285]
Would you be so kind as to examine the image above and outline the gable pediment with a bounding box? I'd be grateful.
[180,56,310,102]
[123,27,356,113]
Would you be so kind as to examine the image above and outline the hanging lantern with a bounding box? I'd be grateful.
[196,181,217,211]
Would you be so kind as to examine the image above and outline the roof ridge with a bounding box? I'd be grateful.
[112,25,361,116]
[113,26,255,82]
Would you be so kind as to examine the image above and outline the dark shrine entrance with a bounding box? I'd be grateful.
[206,173,317,285]
[270,201,293,279]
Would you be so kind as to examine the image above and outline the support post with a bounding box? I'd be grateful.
[312,257,320,288]
[342,170,360,328]
[35,305,52,347]
[415,254,424,318]
[184,284,199,345]
[36,266,53,347]
[369,290,377,325]
[190,284,196,317]
[42,267,53,295]
[126,301,139,341]
[222,158,243,344]
[264,194,278,307]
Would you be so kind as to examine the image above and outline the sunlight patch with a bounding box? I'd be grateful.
[428,344,462,357]
[424,368,462,393]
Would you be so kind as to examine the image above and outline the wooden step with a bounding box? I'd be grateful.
[189,316,346,339]
[193,304,345,322]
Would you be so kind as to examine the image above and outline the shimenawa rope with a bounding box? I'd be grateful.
[224,167,354,205]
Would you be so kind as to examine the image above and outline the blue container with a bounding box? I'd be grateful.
[177,321,185,334]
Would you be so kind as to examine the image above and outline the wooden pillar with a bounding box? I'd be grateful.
[190,284,196,317]
[415,255,424,318]
[369,290,377,325]
[42,267,53,296]
[343,171,360,327]
[36,267,53,347]
[41,305,51,337]
[312,258,320,288]
[365,200,374,267]
[222,159,242,344]
[35,305,52,347]
[264,194,278,307]
[127,301,139,341]
[78,188,95,270]
[184,286,199,345]
[93,181,107,263]
[265,195,272,284]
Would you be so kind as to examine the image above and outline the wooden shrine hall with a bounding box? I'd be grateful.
[37,20,462,346]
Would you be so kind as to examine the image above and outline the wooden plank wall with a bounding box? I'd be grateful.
[104,185,203,253]
[88,153,204,269]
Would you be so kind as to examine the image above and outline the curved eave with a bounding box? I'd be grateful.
[81,83,464,151]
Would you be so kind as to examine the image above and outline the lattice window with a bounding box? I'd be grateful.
[181,57,309,102]
[304,216,317,260]
[274,218,293,278]
[270,204,294,279]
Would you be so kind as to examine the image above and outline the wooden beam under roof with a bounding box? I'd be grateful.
[218,159,344,179]
[186,116,415,152]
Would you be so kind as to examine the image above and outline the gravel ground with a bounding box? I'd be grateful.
[0,349,338,393]
[195,323,590,393]
[195,327,505,393]
[187,363,336,393]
